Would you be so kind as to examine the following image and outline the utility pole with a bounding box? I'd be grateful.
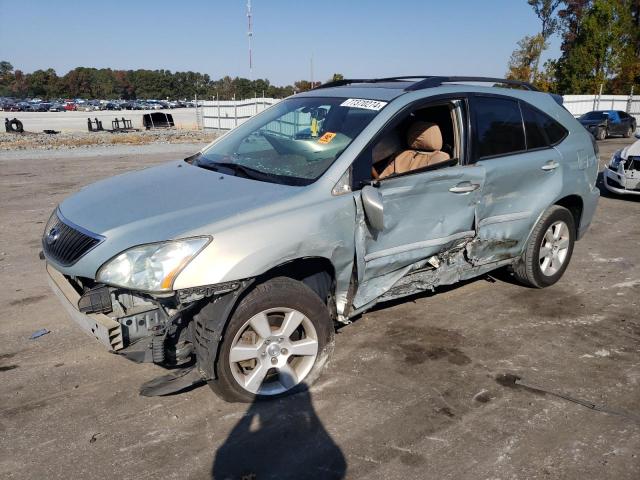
[310,54,314,88]
[247,0,253,81]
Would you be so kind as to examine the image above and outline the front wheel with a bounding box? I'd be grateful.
[207,277,334,402]
[512,205,575,288]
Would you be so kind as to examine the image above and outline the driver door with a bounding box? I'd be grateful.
[352,99,484,308]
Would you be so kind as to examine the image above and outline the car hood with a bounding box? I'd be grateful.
[621,139,640,159]
[59,160,299,241]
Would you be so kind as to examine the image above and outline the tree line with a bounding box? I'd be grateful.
[507,0,639,94]
[0,62,336,100]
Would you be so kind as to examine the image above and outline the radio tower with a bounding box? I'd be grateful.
[247,0,253,81]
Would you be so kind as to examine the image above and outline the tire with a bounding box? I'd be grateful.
[512,205,575,288]
[624,126,633,138]
[207,276,334,402]
[597,127,607,141]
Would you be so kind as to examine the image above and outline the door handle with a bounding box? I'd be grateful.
[541,161,559,171]
[449,182,480,194]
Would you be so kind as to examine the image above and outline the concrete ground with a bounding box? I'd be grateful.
[5,108,199,132]
[0,138,638,480]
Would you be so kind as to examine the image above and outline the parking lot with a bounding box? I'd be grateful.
[0,138,638,479]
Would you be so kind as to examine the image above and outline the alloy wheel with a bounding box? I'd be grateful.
[228,307,319,395]
[539,220,570,276]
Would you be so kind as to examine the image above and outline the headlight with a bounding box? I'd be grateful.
[96,237,210,292]
[609,150,623,169]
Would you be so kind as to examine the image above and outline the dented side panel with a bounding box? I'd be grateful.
[353,165,485,308]
[471,147,564,264]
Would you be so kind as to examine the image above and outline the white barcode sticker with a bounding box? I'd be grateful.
[340,98,388,111]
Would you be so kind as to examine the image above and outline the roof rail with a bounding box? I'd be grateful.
[313,76,431,90]
[313,76,539,92]
[405,76,539,92]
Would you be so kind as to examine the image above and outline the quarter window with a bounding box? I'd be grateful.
[534,106,566,145]
[474,97,525,158]
[521,103,549,150]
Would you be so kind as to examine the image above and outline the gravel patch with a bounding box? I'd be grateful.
[0,129,218,151]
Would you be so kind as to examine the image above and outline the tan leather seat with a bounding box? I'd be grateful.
[378,122,450,179]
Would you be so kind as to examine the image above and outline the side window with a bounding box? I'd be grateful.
[352,100,463,187]
[473,97,525,159]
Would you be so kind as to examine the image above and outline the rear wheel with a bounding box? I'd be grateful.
[597,127,607,141]
[208,277,334,402]
[624,126,634,138]
[512,205,575,288]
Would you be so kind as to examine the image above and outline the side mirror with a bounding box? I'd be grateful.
[361,185,384,231]
[635,132,640,140]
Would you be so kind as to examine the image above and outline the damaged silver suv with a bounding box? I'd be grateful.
[43,76,600,402]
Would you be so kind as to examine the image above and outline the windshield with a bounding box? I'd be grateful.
[192,96,384,186]
[581,111,608,120]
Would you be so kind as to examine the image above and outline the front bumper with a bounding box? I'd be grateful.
[604,168,640,196]
[46,263,124,350]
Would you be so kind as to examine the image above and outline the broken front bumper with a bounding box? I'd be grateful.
[604,168,640,196]
[46,263,124,350]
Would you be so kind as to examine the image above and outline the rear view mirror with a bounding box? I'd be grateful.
[361,185,384,231]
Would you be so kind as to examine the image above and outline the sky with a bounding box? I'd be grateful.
[0,0,561,86]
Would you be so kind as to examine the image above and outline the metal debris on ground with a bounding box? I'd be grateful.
[87,117,104,132]
[142,112,175,130]
[29,328,50,339]
[42,129,59,135]
[111,117,137,132]
[497,373,640,423]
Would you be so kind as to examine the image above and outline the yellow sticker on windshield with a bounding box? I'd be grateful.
[318,132,337,144]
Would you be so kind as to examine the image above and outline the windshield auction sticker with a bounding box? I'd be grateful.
[318,132,337,144]
[340,98,388,111]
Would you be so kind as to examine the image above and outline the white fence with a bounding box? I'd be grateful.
[563,94,639,120]
[200,93,640,131]
[200,98,280,130]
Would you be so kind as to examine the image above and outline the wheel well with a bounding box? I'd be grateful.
[258,257,335,306]
[555,195,583,235]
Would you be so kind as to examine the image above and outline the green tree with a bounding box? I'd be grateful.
[555,0,628,93]
[0,61,14,96]
[506,34,547,83]
[528,0,563,80]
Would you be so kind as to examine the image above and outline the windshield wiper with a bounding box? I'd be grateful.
[206,161,283,183]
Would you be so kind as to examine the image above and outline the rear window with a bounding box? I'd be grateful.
[474,97,525,159]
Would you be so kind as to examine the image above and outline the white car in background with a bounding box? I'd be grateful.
[604,132,640,195]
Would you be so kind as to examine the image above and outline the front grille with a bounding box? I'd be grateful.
[42,209,104,266]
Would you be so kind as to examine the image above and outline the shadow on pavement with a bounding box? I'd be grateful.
[212,383,346,480]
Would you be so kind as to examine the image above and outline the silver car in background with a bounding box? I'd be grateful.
[43,76,600,402]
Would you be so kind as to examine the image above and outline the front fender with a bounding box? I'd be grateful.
[173,194,357,315]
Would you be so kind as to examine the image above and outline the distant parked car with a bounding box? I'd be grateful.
[36,102,52,112]
[104,102,121,111]
[579,110,637,141]
[49,103,66,112]
[3,103,20,112]
[64,102,77,111]
[604,132,640,196]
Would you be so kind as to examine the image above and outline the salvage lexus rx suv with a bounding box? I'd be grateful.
[43,76,600,402]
